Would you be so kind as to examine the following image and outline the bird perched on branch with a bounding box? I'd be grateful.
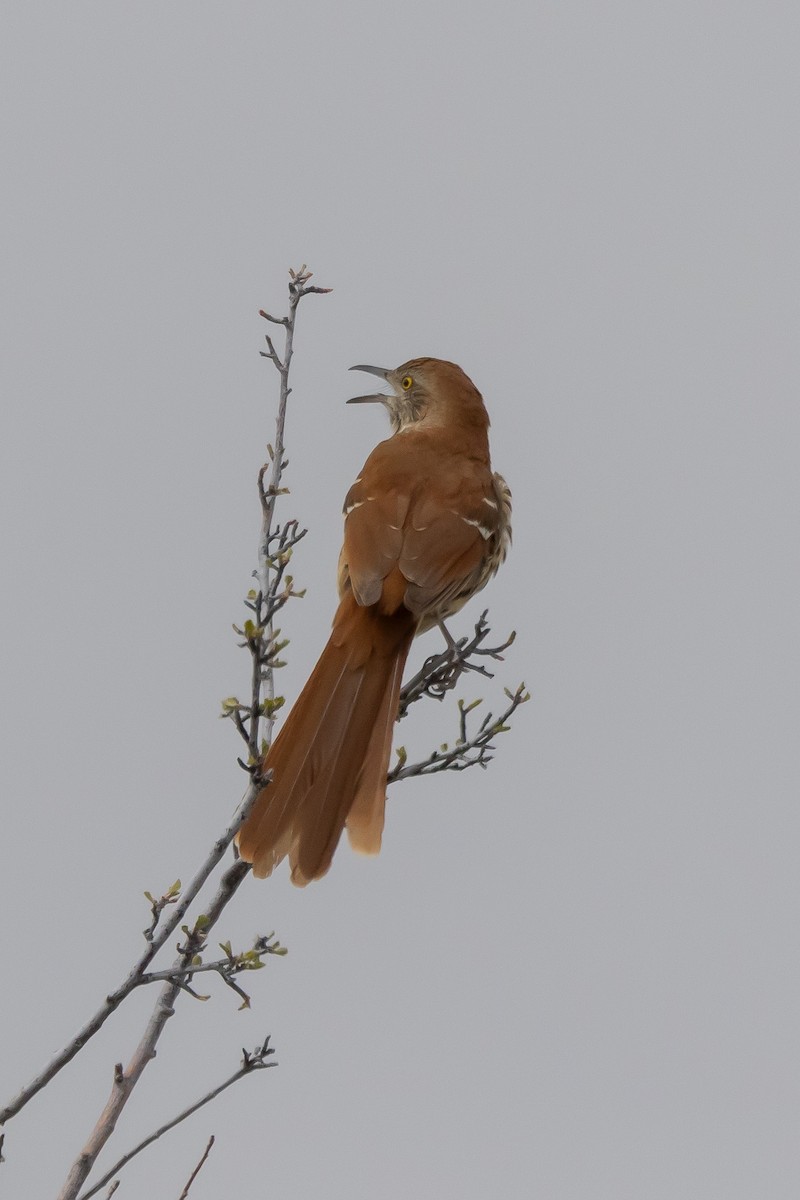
[236,358,511,885]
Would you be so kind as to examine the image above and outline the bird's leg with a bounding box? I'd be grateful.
[409,619,464,703]
[437,619,459,656]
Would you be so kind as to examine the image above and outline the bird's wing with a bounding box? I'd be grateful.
[340,441,505,620]
[398,477,503,617]
[340,475,411,607]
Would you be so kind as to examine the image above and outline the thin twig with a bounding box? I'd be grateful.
[134,933,287,1010]
[258,266,330,751]
[226,518,307,764]
[178,1135,215,1200]
[389,683,529,783]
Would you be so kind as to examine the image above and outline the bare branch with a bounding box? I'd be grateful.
[76,1040,274,1200]
[58,857,257,1200]
[0,783,261,1128]
[250,269,329,761]
[258,267,331,581]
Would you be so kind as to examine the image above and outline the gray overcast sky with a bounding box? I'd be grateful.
[2,3,798,1197]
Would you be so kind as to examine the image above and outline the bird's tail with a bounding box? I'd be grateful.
[236,592,416,885]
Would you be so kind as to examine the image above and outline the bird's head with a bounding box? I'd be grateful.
[348,358,488,435]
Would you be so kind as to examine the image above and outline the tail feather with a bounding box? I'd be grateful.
[346,648,407,855]
[289,666,374,885]
[236,593,416,884]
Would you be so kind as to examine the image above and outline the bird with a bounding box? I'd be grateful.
[236,357,511,885]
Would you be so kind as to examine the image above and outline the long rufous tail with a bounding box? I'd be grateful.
[236,592,417,886]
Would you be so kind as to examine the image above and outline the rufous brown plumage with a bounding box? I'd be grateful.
[236,357,511,885]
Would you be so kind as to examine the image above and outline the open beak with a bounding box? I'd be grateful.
[347,364,390,405]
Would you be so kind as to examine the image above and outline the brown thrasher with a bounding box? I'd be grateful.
[236,358,511,885]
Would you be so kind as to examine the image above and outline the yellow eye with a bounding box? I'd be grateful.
[402,375,413,390]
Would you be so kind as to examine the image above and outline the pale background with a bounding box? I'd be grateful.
[1,4,798,1197]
